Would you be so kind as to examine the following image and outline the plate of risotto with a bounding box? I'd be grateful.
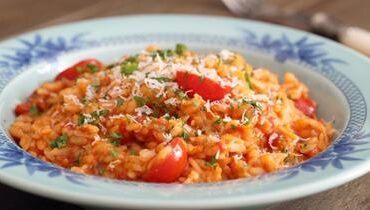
[0,15,369,209]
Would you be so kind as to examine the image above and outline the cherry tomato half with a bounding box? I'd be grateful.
[175,71,231,101]
[55,59,104,81]
[294,97,317,118]
[15,102,31,116]
[143,137,188,183]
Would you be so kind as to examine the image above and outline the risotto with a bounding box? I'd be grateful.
[9,44,334,183]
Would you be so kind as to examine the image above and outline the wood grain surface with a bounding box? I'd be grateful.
[0,0,369,210]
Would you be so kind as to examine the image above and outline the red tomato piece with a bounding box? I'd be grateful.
[175,71,231,101]
[143,137,188,183]
[294,97,317,118]
[55,59,104,81]
[15,102,31,116]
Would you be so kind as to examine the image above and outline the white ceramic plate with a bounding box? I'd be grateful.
[0,15,369,209]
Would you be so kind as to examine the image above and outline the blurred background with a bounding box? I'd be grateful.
[0,0,369,40]
[0,0,369,210]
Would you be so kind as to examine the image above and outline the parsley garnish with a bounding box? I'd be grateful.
[87,64,99,73]
[121,56,139,75]
[97,166,106,175]
[242,99,262,111]
[175,43,188,56]
[111,149,119,158]
[152,49,174,60]
[133,96,146,107]
[116,98,124,107]
[77,114,86,126]
[109,132,122,146]
[129,149,138,156]
[73,153,82,166]
[29,105,41,116]
[174,89,189,100]
[91,81,100,90]
[49,134,68,149]
[151,77,172,83]
[244,72,252,89]
[213,118,222,125]
[181,131,189,141]
[91,109,109,118]
[205,155,218,167]
[80,97,87,104]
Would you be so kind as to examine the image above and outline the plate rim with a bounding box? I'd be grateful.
[0,14,369,209]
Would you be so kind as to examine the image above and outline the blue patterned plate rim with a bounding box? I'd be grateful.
[0,15,369,209]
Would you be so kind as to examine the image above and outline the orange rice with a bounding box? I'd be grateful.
[9,44,334,183]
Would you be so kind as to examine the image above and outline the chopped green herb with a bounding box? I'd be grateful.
[244,72,253,89]
[91,109,109,118]
[111,149,119,158]
[121,56,139,75]
[73,153,81,166]
[133,96,146,107]
[174,89,188,100]
[29,105,40,116]
[49,134,68,149]
[77,114,86,126]
[242,99,262,111]
[91,80,100,90]
[98,166,106,175]
[106,64,115,69]
[230,103,234,110]
[231,124,237,129]
[241,113,250,125]
[109,132,122,146]
[175,43,188,55]
[80,97,87,104]
[192,100,199,107]
[205,155,218,167]
[213,118,222,125]
[152,49,174,60]
[87,64,99,73]
[129,149,138,156]
[151,77,173,83]
[116,98,124,107]
[199,74,205,84]
[163,114,171,120]
[181,131,189,141]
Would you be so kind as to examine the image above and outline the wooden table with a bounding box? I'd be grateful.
[0,0,369,209]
